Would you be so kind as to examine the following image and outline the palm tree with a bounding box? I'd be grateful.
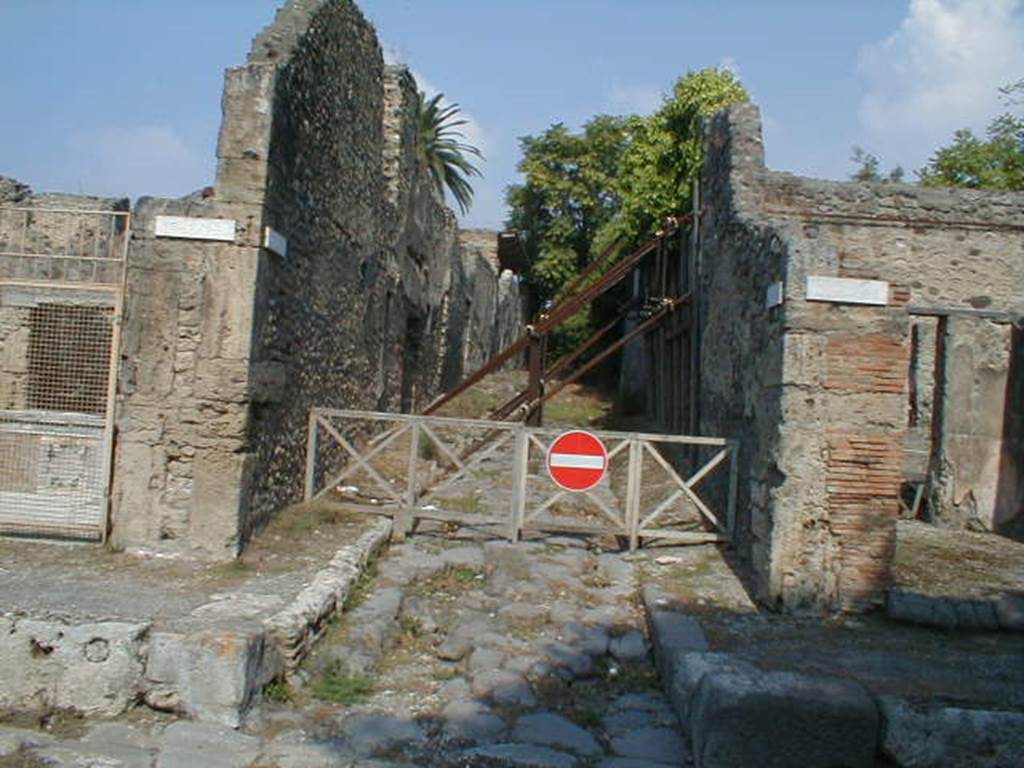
[415,91,483,214]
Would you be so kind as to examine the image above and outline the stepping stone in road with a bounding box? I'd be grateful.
[610,725,689,764]
[511,712,603,757]
[462,743,579,768]
[471,669,537,707]
[442,699,507,744]
[339,713,427,757]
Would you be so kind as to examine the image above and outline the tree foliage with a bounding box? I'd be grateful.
[849,146,904,183]
[506,68,748,321]
[415,91,483,214]
[917,79,1024,191]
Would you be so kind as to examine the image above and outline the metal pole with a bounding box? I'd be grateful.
[526,295,690,416]
[526,329,545,426]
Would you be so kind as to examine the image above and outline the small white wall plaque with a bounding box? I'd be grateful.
[263,226,288,258]
[765,281,784,309]
[805,275,889,306]
[155,215,236,242]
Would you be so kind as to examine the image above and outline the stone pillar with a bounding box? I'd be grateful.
[928,317,1023,532]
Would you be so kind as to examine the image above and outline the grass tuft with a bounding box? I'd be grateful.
[311,668,374,705]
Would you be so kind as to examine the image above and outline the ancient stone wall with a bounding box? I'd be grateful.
[108,0,522,557]
[696,108,787,601]
[696,104,1024,611]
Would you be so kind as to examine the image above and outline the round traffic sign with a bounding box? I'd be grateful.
[546,430,608,492]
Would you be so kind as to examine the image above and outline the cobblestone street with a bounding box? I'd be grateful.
[1,529,690,767]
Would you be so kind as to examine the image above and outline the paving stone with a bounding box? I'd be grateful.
[498,603,549,625]
[462,743,579,768]
[439,676,472,702]
[511,712,602,756]
[156,721,260,768]
[564,623,610,656]
[541,642,594,678]
[548,602,582,626]
[599,758,678,768]
[610,726,689,764]
[260,731,346,768]
[0,732,20,757]
[340,713,427,757]
[608,631,647,662]
[389,548,444,583]
[437,611,495,661]
[608,693,673,714]
[469,647,507,672]
[503,654,542,675]
[602,708,663,737]
[996,593,1024,631]
[471,670,537,707]
[442,546,486,569]
[442,699,507,743]
[400,596,442,635]
[579,605,633,627]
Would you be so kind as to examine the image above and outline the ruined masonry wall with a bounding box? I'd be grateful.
[700,104,1024,611]
[111,0,521,557]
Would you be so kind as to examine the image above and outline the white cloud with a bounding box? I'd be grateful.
[858,0,1024,165]
[68,125,208,199]
[605,82,663,115]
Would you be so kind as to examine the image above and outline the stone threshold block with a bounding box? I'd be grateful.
[689,668,879,768]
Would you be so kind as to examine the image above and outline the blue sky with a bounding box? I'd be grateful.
[1,1,1021,228]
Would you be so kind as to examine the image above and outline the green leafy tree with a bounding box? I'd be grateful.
[604,68,749,249]
[505,69,748,353]
[918,79,1024,191]
[415,91,483,214]
[506,115,633,299]
[849,146,904,183]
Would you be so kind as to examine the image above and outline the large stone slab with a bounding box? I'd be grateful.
[0,614,148,717]
[879,696,1024,768]
[511,712,602,756]
[669,651,757,723]
[462,743,579,768]
[689,669,879,768]
[156,721,260,768]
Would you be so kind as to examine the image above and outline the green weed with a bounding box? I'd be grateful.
[311,669,374,705]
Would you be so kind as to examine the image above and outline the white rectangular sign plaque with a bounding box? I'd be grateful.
[155,215,236,242]
[765,281,784,309]
[263,226,288,258]
[806,275,889,306]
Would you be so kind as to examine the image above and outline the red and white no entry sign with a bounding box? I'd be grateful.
[546,430,608,492]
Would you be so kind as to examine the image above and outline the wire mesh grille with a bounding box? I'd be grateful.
[26,304,113,414]
[0,206,126,541]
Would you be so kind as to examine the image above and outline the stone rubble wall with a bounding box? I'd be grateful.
[106,0,522,557]
[696,104,1024,611]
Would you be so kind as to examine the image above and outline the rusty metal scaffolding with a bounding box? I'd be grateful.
[424,214,696,427]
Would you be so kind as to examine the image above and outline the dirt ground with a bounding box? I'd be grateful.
[0,501,375,627]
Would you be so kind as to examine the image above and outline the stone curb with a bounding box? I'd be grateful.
[642,585,1024,768]
[0,517,392,727]
[263,516,393,672]
[887,588,1024,632]
[642,585,878,768]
